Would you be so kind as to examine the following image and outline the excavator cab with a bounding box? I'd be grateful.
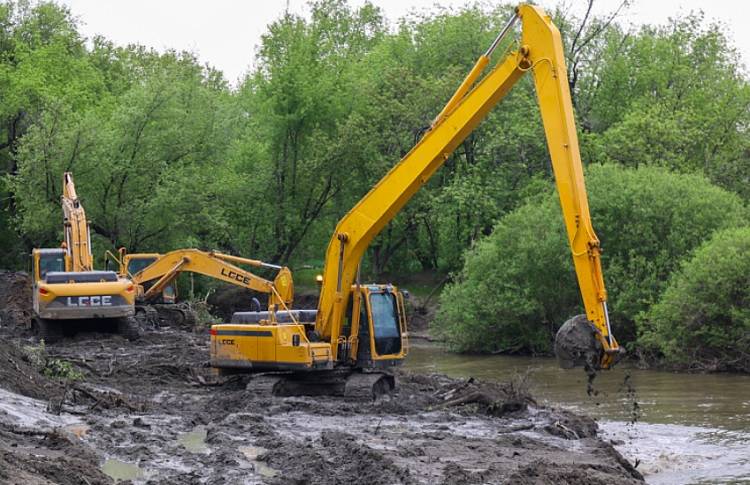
[114,252,177,304]
[341,285,408,367]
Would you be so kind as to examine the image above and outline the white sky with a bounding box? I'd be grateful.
[58,0,750,85]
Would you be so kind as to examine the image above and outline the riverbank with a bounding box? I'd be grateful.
[405,342,750,484]
[0,321,644,483]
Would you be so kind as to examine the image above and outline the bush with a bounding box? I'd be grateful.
[639,227,750,372]
[22,340,84,381]
[433,164,747,353]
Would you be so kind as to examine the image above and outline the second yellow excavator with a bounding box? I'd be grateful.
[209,4,621,397]
[115,249,294,326]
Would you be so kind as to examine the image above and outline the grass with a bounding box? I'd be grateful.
[23,340,84,381]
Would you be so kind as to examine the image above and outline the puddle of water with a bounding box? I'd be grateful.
[239,445,279,478]
[101,458,143,483]
[0,388,79,428]
[178,425,209,453]
[255,461,279,478]
[239,445,265,460]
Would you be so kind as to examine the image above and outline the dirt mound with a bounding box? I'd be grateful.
[0,424,112,485]
[208,285,320,321]
[207,285,260,320]
[0,338,61,401]
[0,270,32,329]
[388,371,535,417]
[506,459,642,484]
[258,430,414,485]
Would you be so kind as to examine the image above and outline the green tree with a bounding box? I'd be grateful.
[640,227,750,372]
[433,164,748,353]
[577,13,750,197]
[11,49,236,257]
[230,0,386,264]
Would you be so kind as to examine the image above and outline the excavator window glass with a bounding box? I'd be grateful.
[39,252,65,279]
[369,291,402,356]
[127,257,157,275]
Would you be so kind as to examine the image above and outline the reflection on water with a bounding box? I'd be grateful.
[178,425,208,453]
[404,342,750,484]
[101,458,143,482]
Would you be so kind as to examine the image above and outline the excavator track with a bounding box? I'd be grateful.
[244,371,396,400]
[135,305,160,328]
[245,375,285,397]
[343,372,396,399]
[31,317,63,343]
[116,316,141,341]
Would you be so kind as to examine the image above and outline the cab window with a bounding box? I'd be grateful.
[368,291,402,355]
[127,257,157,275]
[39,253,65,279]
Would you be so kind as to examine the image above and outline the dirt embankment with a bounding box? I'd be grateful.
[0,270,32,329]
[0,271,643,484]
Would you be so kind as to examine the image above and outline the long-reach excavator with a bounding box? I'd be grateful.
[31,173,137,341]
[116,249,294,326]
[210,4,621,397]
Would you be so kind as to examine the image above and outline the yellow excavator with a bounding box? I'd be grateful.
[31,173,137,341]
[210,4,621,396]
[115,249,294,326]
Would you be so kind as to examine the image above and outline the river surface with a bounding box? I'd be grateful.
[404,342,750,484]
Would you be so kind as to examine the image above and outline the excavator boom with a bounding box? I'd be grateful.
[314,4,619,367]
[127,249,294,309]
[61,172,94,272]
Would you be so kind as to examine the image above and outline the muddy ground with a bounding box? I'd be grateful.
[0,273,643,484]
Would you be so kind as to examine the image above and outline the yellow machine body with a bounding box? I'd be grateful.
[211,284,408,371]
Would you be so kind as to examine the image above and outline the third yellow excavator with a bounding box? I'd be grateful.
[210,4,622,397]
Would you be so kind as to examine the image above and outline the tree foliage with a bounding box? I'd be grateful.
[433,165,748,353]
[0,1,748,365]
[640,227,750,372]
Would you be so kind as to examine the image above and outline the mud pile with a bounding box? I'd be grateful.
[0,336,60,400]
[0,325,644,484]
[0,337,112,484]
[0,424,112,485]
[208,286,320,320]
[0,270,32,329]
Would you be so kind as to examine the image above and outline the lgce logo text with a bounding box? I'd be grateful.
[66,296,113,306]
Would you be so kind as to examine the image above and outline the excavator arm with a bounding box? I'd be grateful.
[130,249,294,309]
[61,172,94,272]
[315,4,619,368]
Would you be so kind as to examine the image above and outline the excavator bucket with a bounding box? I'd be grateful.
[554,315,605,370]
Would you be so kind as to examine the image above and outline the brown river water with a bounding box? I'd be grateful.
[405,341,750,484]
